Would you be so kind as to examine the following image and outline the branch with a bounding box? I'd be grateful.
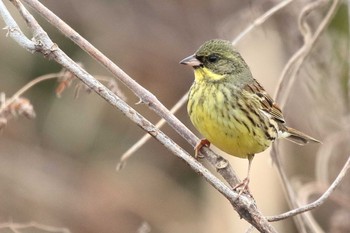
[348,0,350,100]
[274,0,341,106]
[18,0,241,190]
[267,155,350,222]
[116,93,187,170]
[0,73,59,114]
[0,1,35,51]
[232,0,293,45]
[0,0,277,232]
[0,221,70,233]
[0,66,120,130]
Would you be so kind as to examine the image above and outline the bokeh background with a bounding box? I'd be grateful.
[0,0,349,232]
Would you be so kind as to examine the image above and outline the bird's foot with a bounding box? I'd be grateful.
[194,138,210,158]
[233,177,250,196]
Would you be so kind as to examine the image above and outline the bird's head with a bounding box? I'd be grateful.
[180,39,248,79]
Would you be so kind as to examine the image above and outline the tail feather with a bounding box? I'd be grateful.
[284,127,321,145]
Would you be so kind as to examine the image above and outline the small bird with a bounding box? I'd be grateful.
[180,39,320,191]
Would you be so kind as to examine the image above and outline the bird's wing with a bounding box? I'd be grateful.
[243,80,285,123]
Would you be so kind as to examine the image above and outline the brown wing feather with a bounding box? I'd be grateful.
[244,80,285,123]
[243,80,321,144]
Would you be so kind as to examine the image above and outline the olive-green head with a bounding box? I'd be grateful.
[180,39,248,76]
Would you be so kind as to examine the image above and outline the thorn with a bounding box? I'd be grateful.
[0,118,7,132]
[3,26,9,37]
[50,43,59,51]
[135,99,144,105]
[116,161,126,171]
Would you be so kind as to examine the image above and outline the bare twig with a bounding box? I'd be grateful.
[274,0,341,106]
[116,93,187,170]
[348,0,350,100]
[0,72,63,125]
[118,0,294,170]
[232,0,293,45]
[274,0,323,102]
[245,225,255,233]
[74,75,126,100]
[0,69,118,128]
[267,156,350,222]
[0,1,35,51]
[136,222,151,233]
[298,182,350,210]
[0,73,59,114]
[0,1,277,231]
[0,221,70,233]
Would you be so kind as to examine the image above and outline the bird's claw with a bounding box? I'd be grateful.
[194,138,210,158]
[233,177,250,196]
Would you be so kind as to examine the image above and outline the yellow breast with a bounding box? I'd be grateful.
[187,80,271,158]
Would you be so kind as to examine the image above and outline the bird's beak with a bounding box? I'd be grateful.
[179,54,202,67]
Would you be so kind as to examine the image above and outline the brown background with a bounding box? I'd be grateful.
[0,0,349,232]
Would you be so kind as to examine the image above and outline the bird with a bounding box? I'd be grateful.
[180,39,320,192]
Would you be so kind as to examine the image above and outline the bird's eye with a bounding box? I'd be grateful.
[208,54,219,63]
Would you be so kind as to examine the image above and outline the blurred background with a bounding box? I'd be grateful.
[0,0,349,232]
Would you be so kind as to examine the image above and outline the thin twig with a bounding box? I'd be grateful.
[244,225,255,233]
[274,0,341,106]
[298,182,350,210]
[116,93,187,170]
[348,0,350,101]
[273,0,323,101]
[0,72,60,114]
[0,221,70,233]
[0,1,277,231]
[0,0,35,51]
[267,156,350,222]
[0,71,122,116]
[232,0,293,45]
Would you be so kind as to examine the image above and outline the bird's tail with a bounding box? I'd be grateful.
[283,126,321,145]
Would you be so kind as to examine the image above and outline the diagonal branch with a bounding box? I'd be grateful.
[267,155,350,222]
[232,0,293,45]
[116,93,188,170]
[0,221,70,233]
[19,0,241,189]
[274,0,341,106]
[0,0,277,232]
